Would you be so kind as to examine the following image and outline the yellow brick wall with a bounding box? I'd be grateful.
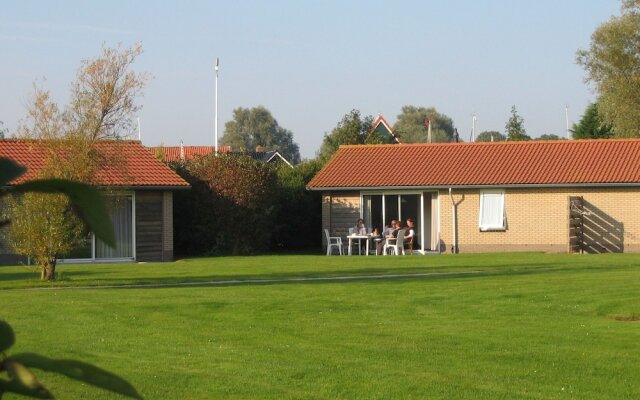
[438,187,640,253]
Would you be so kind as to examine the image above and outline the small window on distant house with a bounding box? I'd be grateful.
[479,190,505,231]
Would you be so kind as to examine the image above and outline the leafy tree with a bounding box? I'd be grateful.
[316,110,379,164]
[577,0,640,137]
[393,105,455,143]
[173,154,279,256]
[571,103,613,139]
[68,44,149,141]
[6,193,84,280]
[475,130,506,142]
[505,105,531,141]
[221,106,300,164]
[6,44,146,280]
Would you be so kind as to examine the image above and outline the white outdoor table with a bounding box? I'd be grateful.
[347,234,372,256]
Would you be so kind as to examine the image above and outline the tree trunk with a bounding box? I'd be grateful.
[42,258,57,281]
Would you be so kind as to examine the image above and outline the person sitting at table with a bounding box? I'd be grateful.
[404,218,416,251]
[353,218,367,235]
[376,220,399,255]
[382,220,397,237]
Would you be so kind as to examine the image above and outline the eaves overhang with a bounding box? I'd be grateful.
[307,182,640,191]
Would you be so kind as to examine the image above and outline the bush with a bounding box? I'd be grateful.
[172,156,323,256]
[173,154,278,256]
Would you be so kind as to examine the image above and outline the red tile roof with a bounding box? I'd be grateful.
[152,145,232,162]
[0,139,189,187]
[307,139,640,189]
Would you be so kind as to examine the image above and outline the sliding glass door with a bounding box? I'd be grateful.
[96,196,133,259]
[362,192,429,251]
[63,193,135,262]
[361,192,439,250]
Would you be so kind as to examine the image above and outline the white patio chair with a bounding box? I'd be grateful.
[324,229,343,256]
[383,229,406,256]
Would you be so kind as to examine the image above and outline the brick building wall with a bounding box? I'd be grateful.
[321,187,640,254]
[438,187,640,253]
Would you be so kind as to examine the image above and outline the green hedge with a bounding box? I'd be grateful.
[172,155,322,256]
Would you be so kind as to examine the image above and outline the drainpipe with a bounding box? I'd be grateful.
[448,188,457,254]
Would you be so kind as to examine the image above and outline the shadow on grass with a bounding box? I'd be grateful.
[17,262,634,291]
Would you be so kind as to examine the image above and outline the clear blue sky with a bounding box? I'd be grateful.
[1,0,621,159]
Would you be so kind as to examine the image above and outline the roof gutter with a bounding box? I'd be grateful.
[100,185,191,191]
[307,182,640,191]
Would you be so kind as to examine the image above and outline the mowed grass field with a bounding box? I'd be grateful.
[1,253,640,399]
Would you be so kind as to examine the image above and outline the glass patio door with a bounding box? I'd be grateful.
[362,193,424,251]
[96,196,133,259]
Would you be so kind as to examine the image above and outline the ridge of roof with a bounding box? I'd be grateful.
[337,138,640,149]
[0,138,143,144]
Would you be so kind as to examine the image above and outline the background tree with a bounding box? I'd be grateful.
[272,159,323,250]
[475,130,506,142]
[393,105,455,143]
[0,121,7,139]
[221,106,300,164]
[6,44,147,280]
[577,0,640,137]
[316,109,377,164]
[571,102,613,139]
[505,105,530,141]
[67,43,149,141]
[535,134,566,141]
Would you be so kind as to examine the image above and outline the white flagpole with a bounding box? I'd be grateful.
[471,113,477,142]
[427,119,432,143]
[215,58,219,154]
[137,117,141,141]
[565,104,570,139]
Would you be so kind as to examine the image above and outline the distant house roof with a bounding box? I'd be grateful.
[0,139,189,188]
[153,145,293,167]
[307,139,640,190]
[154,145,233,162]
[370,115,400,143]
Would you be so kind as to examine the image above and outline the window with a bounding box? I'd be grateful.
[479,190,505,231]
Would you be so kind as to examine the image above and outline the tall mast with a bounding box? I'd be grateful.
[565,104,570,139]
[215,58,219,154]
[471,112,477,142]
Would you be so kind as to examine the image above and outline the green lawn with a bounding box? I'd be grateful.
[1,253,640,399]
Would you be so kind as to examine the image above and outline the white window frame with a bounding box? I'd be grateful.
[479,190,505,231]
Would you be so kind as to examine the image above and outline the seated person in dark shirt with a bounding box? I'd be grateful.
[376,219,399,255]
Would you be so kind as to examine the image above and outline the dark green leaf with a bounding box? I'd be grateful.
[0,158,26,187]
[0,320,15,353]
[13,353,142,399]
[0,377,53,399]
[4,359,51,398]
[13,179,115,248]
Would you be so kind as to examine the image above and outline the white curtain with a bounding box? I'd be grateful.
[96,196,133,258]
[479,191,505,231]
